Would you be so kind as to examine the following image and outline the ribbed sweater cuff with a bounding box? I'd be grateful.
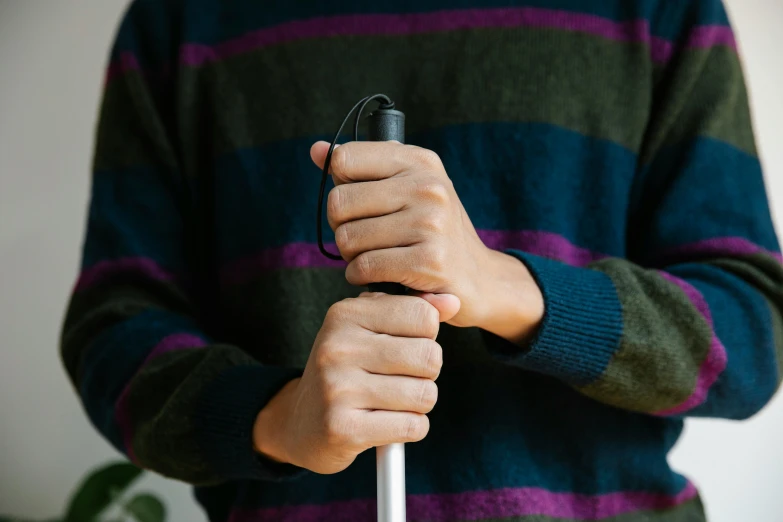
[493,250,624,386]
[193,364,307,482]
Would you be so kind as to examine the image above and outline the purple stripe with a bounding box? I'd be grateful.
[478,229,607,266]
[650,35,674,63]
[108,10,739,82]
[687,25,736,50]
[654,272,728,416]
[658,237,783,265]
[229,482,697,522]
[220,242,348,286]
[180,9,654,67]
[651,25,735,63]
[115,333,207,461]
[75,257,175,293]
[220,230,607,286]
[105,52,141,84]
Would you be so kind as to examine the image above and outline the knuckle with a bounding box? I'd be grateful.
[324,409,354,445]
[423,244,446,273]
[326,186,347,224]
[354,253,374,281]
[314,342,333,369]
[416,381,438,412]
[421,209,447,234]
[422,339,443,377]
[322,372,349,403]
[326,299,352,324]
[410,299,439,338]
[315,338,345,370]
[413,147,443,169]
[334,224,353,255]
[330,145,351,177]
[414,178,450,205]
[403,415,430,442]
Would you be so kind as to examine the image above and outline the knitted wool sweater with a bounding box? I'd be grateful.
[61,0,783,520]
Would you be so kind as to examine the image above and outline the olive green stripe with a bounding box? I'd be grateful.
[467,496,704,521]
[93,68,179,172]
[219,267,498,367]
[95,26,654,171]
[219,267,358,366]
[642,46,755,164]
[97,29,754,174]
[578,258,711,413]
[126,345,257,484]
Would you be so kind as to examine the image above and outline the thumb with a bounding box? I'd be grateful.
[409,292,461,323]
[310,140,332,171]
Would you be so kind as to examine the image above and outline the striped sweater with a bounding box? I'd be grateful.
[61,0,783,520]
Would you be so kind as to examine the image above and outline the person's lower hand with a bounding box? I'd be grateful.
[252,292,459,474]
[310,140,544,343]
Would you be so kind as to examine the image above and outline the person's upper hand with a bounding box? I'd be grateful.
[310,140,543,342]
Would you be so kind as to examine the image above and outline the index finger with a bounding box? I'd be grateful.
[310,140,420,186]
[343,293,441,340]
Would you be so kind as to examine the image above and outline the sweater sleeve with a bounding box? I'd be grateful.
[485,0,783,419]
[60,1,304,485]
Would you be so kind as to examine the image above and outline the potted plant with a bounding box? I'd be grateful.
[1,461,166,522]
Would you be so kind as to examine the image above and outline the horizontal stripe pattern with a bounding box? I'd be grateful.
[219,229,607,286]
[209,123,635,263]
[657,236,783,265]
[653,272,728,415]
[688,24,736,50]
[113,7,739,81]
[105,52,141,84]
[181,8,658,66]
[77,310,206,452]
[74,228,610,292]
[75,256,176,292]
[228,483,697,522]
[64,0,775,516]
[115,333,208,460]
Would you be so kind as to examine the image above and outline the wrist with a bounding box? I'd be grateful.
[475,248,544,344]
[253,377,299,465]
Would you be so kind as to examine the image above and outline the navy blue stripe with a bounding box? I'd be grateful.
[631,136,779,261]
[668,262,779,419]
[227,368,687,506]
[82,163,186,271]
[214,121,637,263]
[85,127,773,278]
[79,309,203,452]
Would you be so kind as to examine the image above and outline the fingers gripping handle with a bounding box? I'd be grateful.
[367,108,408,297]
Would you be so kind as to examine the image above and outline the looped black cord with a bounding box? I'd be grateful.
[317,94,393,260]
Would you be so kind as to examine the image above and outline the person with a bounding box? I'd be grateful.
[61,0,783,520]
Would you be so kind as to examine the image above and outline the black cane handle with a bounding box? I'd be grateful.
[366,108,408,296]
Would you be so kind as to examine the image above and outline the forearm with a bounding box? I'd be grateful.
[62,276,304,484]
[473,248,544,345]
[479,249,783,419]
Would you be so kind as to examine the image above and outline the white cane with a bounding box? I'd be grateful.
[377,443,406,522]
[366,104,409,522]
[316,94,410,522]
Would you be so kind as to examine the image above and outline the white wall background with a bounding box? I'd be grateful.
[0,1,780,521]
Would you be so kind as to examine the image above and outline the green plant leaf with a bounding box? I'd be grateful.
[124,493,165,522]
[63,461,143,522]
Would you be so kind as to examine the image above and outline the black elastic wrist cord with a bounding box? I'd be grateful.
[316,94,394,260]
